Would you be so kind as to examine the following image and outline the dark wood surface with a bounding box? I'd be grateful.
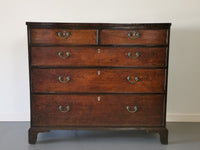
[28,126,168,144]
[32,94,164,126]
[26,22,171,29]
[27,22,170,144]
[31,47,166,67]
[31,29,97,44]
[31,68,165,93]
[101,30,168,45]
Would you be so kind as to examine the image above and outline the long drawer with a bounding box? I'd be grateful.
[32,94,164,126]
[31,68,165,93]
[31,47,166,67]
[101,29,168,45]
[31,29,97,44]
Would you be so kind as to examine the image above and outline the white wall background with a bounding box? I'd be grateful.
[0,0,200,121]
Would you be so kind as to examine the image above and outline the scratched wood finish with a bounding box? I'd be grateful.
[31,47,166,67]
[101,30,168,45]
[31,68,165,93]
[31,29,97,44]
[32,94,164,126]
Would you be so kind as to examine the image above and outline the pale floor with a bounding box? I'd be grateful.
[0,122,200,150]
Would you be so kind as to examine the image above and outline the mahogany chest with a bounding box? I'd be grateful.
[26,22,171,144]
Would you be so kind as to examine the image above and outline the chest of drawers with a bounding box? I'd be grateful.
[26,22,171,144]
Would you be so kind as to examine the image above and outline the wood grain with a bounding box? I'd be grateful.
[32,94,164,126]
[31,47,166,67]
[27,22,171,144]
[101,30,168,45]
[31,29,97,44]
[31,68,165,93]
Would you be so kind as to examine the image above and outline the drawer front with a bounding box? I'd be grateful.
[101,29,168,45]
[31,29,97,44]
[32,94,164,126]
[32,68,165,93]
[31,47,166,67]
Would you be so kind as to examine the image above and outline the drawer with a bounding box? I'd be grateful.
[31,29,97,44]
[101,29,168,45]
[32,68,165,93]
[31,47,166,67]
[32,94,164,126]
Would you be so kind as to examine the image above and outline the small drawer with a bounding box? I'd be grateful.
[32,94,164,126]
[31,47,166,67]
[31,68,165,93]
[101,29,168,45]
[31,29,97,44]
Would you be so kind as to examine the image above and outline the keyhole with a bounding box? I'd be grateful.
[97,96,101,102]
[97,70,101,75]
[97,70,101,76]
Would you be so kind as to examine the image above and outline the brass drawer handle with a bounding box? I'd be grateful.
[57,31,71,39]
[59,105,70,113]
[126,106,138,113]
[58,52,70,59]
[127,76,139,84]
[127,52,140,59]
[128,31,141,39]
[58,76,70,83]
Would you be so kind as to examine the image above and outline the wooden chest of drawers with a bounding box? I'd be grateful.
[26,22,171,144]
